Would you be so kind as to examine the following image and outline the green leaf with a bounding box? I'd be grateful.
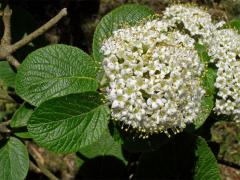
[224,19,240,33]
[28,92,110,153]
[10,103,33,128]
[14,132,31,139]
[16,44,99,106]
[0,61,16,88]
[136,134,220,179]
[194,95,214,129]
[191,65,216,130]
[10,103,33,139]
[194,137,220,180]
[195,43,211,63]
[202,67,217,96]
[93,4,154,62]
[79,129,126,164]
[0,137,29,180]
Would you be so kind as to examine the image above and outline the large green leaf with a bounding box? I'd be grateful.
[0,137,29,180]
[79,129,126,164]
[136,134,220,179]
[194,137,220,180]
[0,61,16,88]
[92,4,154,62]
[16,44,99,106]
[28,92,110,153]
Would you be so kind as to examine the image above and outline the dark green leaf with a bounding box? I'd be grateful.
[194,137,220,180]
[195,43,211,63]
[28,92,110,153]
[10,103,33,139]
[192,65,216,129]
[202,67,217,96]
[194,96,214,129]
[14,132,31,139]
[93,4,154,62]
[10,103,33,128]
[16,44,99,106]
[79,129,126,164]
[0,61,16,88]
[136,134,220,179]
[0,137,29,180]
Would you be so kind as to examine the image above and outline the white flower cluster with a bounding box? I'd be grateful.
[207,29,240,121]
[101,19,205,135]
[162,4,224,41]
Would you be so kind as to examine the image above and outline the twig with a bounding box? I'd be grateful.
[28,144,59,180]
[0,120,11,127]
[0,8,67,60]
[29,160,41,173]
[218,159,240,170]
[6,55,20,68]
[0,120,11,133]
[0,5,20,68]
[1,5,12,46]
[0,95,15,102]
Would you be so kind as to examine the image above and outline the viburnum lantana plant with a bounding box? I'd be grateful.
[1,3,240,179]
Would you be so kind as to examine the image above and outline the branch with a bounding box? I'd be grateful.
[29,160,41,173]
[0,6,67,70]
[1,5,12,46]
[0,5,20,68]
[0,120,11,127]
[0,8,67,60]
[6,55,20,68]
[0,95,15,102]
[28,144,59,180]
[0,120,11,133]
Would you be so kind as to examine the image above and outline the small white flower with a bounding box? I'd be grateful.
[162,4,225,41]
